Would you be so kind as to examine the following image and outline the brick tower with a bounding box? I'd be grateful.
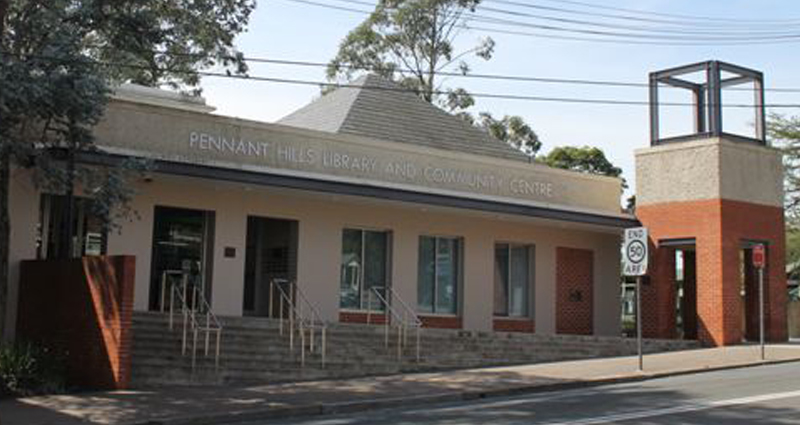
[635,61,788,346]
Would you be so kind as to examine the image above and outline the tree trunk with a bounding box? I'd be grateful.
[0,0,10,342]
[61,147,76,259]
[0,147,10,341]
[0,0,8,36]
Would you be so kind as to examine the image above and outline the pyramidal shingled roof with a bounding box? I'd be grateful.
[278,74,529,162]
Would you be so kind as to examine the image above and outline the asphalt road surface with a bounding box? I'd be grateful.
[256,362,800,425]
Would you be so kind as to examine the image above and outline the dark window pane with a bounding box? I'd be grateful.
[364,231,388,309]
[149,206,209,311]
[339,229,362,309]
[494,244,509,316]
[510,246,529,317]
[417,236,436,313]
[435,238,459,314]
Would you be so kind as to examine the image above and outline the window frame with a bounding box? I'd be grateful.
[417,234,463,316]
[494,242,535,319]
[339,227,392,312]
[37,193,109,260]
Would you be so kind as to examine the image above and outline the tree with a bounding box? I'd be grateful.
[327,0,493,113]
[540,146,623,179]
[478,113,541,157]
[768,113,800,288]
[541,145,630,209]
[326,0,542,156]
[0,0,255,339]
[768,113,800,217]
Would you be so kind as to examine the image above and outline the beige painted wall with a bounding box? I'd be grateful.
[7,171,623,337]
[6,168,40,340]
[100,174,622,335]
[636,137,783,207]
[93,100,624,216]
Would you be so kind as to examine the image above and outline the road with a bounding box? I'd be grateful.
[257,362,800,425]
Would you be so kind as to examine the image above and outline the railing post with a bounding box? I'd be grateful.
[416,326,420,362]
[160,272,167,313]
[300,327,306,367]
[279,290,285,335]
[205,312,211,356]
[182,308,188,355]
[397,324,402,361]
[192,327,198,372]
[289,296,295,353]
[169,284,175,330]
[215,329,221,371]
[367,291,372,324]
[322,327,327,368]
[269,279,274,319]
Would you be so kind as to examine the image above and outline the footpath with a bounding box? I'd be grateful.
[2,344,800,425]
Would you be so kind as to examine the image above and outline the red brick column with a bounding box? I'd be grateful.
[642,245,676,339]
[637,199,787,346]
[17,256,136,389]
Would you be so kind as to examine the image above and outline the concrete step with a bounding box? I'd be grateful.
[130,312,699,387]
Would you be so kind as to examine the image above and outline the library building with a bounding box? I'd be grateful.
[6,61,790,389]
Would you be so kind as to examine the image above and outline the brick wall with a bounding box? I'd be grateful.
[16,256,135,389]
[637,199,787,346]
[493,318,535,333]
[556,247,594,335]
[419,315,463,329]
[339,311,388,325]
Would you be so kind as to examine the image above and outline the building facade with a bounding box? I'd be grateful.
[7,78,634,340]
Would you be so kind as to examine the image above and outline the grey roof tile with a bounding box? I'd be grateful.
[278,74,529,162]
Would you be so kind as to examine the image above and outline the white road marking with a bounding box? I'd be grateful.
[539,389,800,424]
[403,387,611,415]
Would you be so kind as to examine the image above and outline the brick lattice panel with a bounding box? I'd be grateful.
[556,247,594,335]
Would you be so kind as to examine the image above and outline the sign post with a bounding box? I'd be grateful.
[623,227,648,372]
[753,244,766,361]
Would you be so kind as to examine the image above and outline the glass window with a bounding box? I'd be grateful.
[37,194,107,260]
[418,236,461,315]
[339,228,390,310]
[149,206,214,311]
[494,243,534,317]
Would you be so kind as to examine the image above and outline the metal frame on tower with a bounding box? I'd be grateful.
[649,60,766,146]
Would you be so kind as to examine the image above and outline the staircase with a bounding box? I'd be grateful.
[131,312,698,387]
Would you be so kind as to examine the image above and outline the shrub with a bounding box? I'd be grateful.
[0,343,66,397]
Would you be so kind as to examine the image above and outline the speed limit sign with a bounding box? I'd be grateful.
[623,227,648,276]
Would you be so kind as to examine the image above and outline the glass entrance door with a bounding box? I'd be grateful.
[149,206,215,311]
[243,216,299,317]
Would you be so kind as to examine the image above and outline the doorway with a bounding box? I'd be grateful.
[149,206,215,311]
[243,216,298,317]
[740,243,766,342]
[675,249,698,340]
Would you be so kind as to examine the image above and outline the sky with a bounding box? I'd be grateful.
[200,0,800,196]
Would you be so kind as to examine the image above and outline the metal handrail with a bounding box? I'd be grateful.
[269,279,327,368]
[367,286,422,362]
[161,271,223,372]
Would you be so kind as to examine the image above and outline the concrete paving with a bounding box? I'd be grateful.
[1,344,799,425]
[271,360,800,425]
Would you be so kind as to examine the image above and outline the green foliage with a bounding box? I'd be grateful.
[0,0,254,233]
[768,113,800,219]
[540,146,623,178]
[0,343,66,397]
[478,112,541,157]
[786,226,800,282]
[0,0,254,336]
[327,0,491,112]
